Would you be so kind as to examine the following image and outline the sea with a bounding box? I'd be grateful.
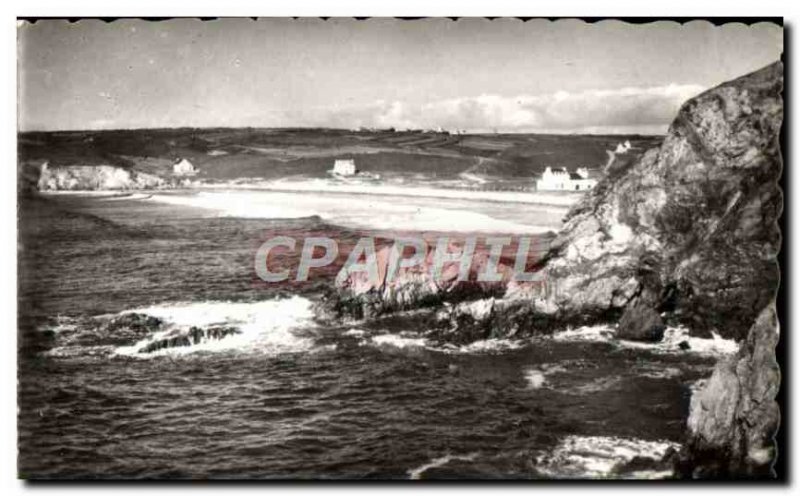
[17,186,734,479]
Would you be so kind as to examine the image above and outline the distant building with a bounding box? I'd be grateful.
[536,166,598,191]
[331,159,357,176]
[172,158,197,176]
[614,140,632,154]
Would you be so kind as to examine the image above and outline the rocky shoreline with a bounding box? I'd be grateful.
[322,61,783,478]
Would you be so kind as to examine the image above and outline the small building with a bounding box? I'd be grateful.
[536,166,598,191]
[331,159,357,176]
[614,140,632,154]
[172,158,197,176]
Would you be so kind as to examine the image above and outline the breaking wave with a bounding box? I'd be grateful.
[113,296,316,357]
[407,453,479,480]
[368,334,428,349]
[550,324,738,357]
[619,326,739,356]
[358,331,526,355]
[535,435,678,479]
[524,363,569,389]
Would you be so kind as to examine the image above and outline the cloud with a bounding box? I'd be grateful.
[289,84,706,134]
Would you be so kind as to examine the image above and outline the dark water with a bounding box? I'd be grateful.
[18,193,718,479]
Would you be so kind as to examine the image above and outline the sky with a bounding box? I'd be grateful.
[18,18,783,134]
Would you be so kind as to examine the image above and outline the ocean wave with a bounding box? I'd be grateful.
[407,452,479,480]
[551,325,616,343]
[550,324,738,357]
[433,338,526,354]
[113,296,316,357]
[368,334,428,349]
[535,435,678,479]
[524,364,622,394]
[618,327,738,356]
[524,363,568,389]
[360,332,525,355]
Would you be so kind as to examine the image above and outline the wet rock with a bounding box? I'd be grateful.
[319,240,511,320]
[675,305,779,478]
[617,289,665,342]
[59,312,165,348]
[678,341,691,351]
[137,325,241,354]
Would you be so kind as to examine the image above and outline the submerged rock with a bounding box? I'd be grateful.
[676,305,780,478]
[138,326,241,354]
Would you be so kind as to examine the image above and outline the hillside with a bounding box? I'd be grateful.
[18,128,662,190]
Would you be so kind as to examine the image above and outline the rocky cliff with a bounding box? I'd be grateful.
[327,62,782,344]
[37,163,167,191]
[676,304,780,477]
[325,62,783,477]
[540,61,782,342]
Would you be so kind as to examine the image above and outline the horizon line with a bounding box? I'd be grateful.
[17,125,667,138]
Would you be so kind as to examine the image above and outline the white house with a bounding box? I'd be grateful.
[536,166,598,191]
[172,158,197,176]
[614,140,632,154]
[331,159,357,176]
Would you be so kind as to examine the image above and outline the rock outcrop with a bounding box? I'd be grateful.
[676,305,780,477]
[323,62,783,478]
[137,326,241,354]
[328,61,782,346]
[37,162,166,191]
[319,239,518,320]
[536,61,783,341]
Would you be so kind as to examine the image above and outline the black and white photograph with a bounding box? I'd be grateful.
[15,16,785,480]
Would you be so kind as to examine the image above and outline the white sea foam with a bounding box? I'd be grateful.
[524,363,568,389]
[147,190,555,234]
[551,324,738,357]
[368,334,428,349]
[525,370,547,389]
[618,326,739,357]
[535,435,678,479]
[407,453,479,479]
[454,338,525,353]
[427,338,526,355]
[363,333,524,355]
[639,366,683,380]
[113,296,316,357]
[551,325,616,343]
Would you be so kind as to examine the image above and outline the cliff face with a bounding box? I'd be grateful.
[540,61,782,341]
[324,62,783,477]
[544,63,783,477]
[37,163,167,191]
[678,304,780,477]
[329,62,783,346]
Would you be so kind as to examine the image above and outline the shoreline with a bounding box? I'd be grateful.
[38,178,585,208]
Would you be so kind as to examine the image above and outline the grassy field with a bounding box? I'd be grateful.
[18,128,663,188]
